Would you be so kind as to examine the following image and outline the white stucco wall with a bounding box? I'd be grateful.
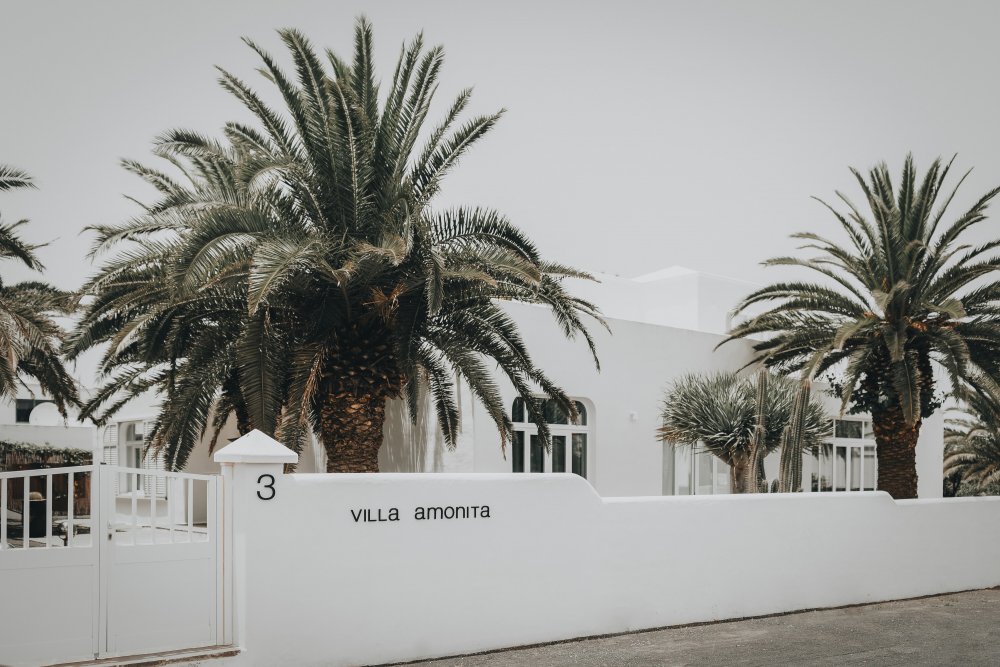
[224,465,1000,667]
[416,301,757,496]
[917,410,945,499]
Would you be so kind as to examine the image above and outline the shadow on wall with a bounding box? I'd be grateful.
[378,394,449,473]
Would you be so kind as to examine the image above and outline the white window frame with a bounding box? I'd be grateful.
[510,397,593,480]
[14,398,53,424]
[672,444,731,495]
[806,418,877,493]
[121,421,146,493]
[117,420,167,498]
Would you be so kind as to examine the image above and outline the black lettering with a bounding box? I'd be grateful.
[411,505,492,520]
[351,509,363,523]
[389,508,399,521]
[256,474,276,501]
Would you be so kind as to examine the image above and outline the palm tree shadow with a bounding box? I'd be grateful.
[379,396,447,473]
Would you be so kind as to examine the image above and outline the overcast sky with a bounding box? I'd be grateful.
[3,1,1000,304]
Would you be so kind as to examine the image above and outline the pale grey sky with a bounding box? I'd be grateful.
[3,1,1000,293]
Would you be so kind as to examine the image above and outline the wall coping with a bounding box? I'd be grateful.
[213,430,298,464]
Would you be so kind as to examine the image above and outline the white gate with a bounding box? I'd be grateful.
[0,464,225,666]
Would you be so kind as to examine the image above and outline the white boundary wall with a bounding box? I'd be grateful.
[218,438,1000,667]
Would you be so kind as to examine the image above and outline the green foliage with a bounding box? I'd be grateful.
[724,155,1000,431]
[70,18,604,470]
[0,165,78,415]
[944,392,1000,496]
[725,155,1000,497]
[0,441,93,469]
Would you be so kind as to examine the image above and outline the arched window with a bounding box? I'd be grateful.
[510,397,591,478]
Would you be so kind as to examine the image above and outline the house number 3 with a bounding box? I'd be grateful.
[257,474,276,500]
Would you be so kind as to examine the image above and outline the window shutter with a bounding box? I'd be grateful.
[141,420,166,498]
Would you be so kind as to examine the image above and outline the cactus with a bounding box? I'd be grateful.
[747,372,811,493]
[746,369,768,493]
[776,381,811,492]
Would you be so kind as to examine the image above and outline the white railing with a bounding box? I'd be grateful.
[1,464,219,550]
[0,465,95,550]
[104,465,216,546]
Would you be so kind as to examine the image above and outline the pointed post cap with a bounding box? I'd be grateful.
[213,429,299,464]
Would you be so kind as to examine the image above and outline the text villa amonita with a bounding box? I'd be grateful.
[350,505,493,523]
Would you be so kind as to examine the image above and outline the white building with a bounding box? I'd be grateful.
[0,382,95,452]
[0,267,946,499]
[375,268,943,499]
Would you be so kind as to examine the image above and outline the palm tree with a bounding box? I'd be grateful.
[723,155,1000,498]
[74,19,605,472]
[67,145,254,470]
[0,165,78,414]
[658,371,827,492]
[943,392,1000,496]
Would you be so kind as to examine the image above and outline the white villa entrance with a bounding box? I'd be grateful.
[0,464,225,666]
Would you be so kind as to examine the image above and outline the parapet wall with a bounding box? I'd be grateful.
[225,467,1000,666]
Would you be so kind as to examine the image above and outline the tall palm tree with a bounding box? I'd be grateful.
[74,19,605,472]
[943,392,1000,496]
[658,371,827,492]
[0,165,78,414]
[723,155,1000,498]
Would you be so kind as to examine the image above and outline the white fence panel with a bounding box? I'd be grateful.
[0,464,224,666]
[0,465,99,666]
[103,466,221,657]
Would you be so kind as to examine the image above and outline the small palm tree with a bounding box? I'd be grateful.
[73,19,605,472]
[944,392,1000,496]
[724,155,1000,498]
[0,165,78,414]
[658,371,827,492]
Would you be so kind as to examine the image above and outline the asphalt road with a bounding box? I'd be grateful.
[402,588,1000,666]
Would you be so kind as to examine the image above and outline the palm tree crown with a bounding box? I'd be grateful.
[944,392,1000,496]
[723,155,1000,498]
[68,147,252,467]
[72,19,605,471]
[0,165,78,415]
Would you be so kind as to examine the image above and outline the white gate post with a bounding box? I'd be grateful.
[213,431,298,649]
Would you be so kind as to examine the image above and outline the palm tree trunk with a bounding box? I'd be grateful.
[318,388,386,472]
[223,374,253,436]
[871,403,920,499]
[234,402,252,436]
